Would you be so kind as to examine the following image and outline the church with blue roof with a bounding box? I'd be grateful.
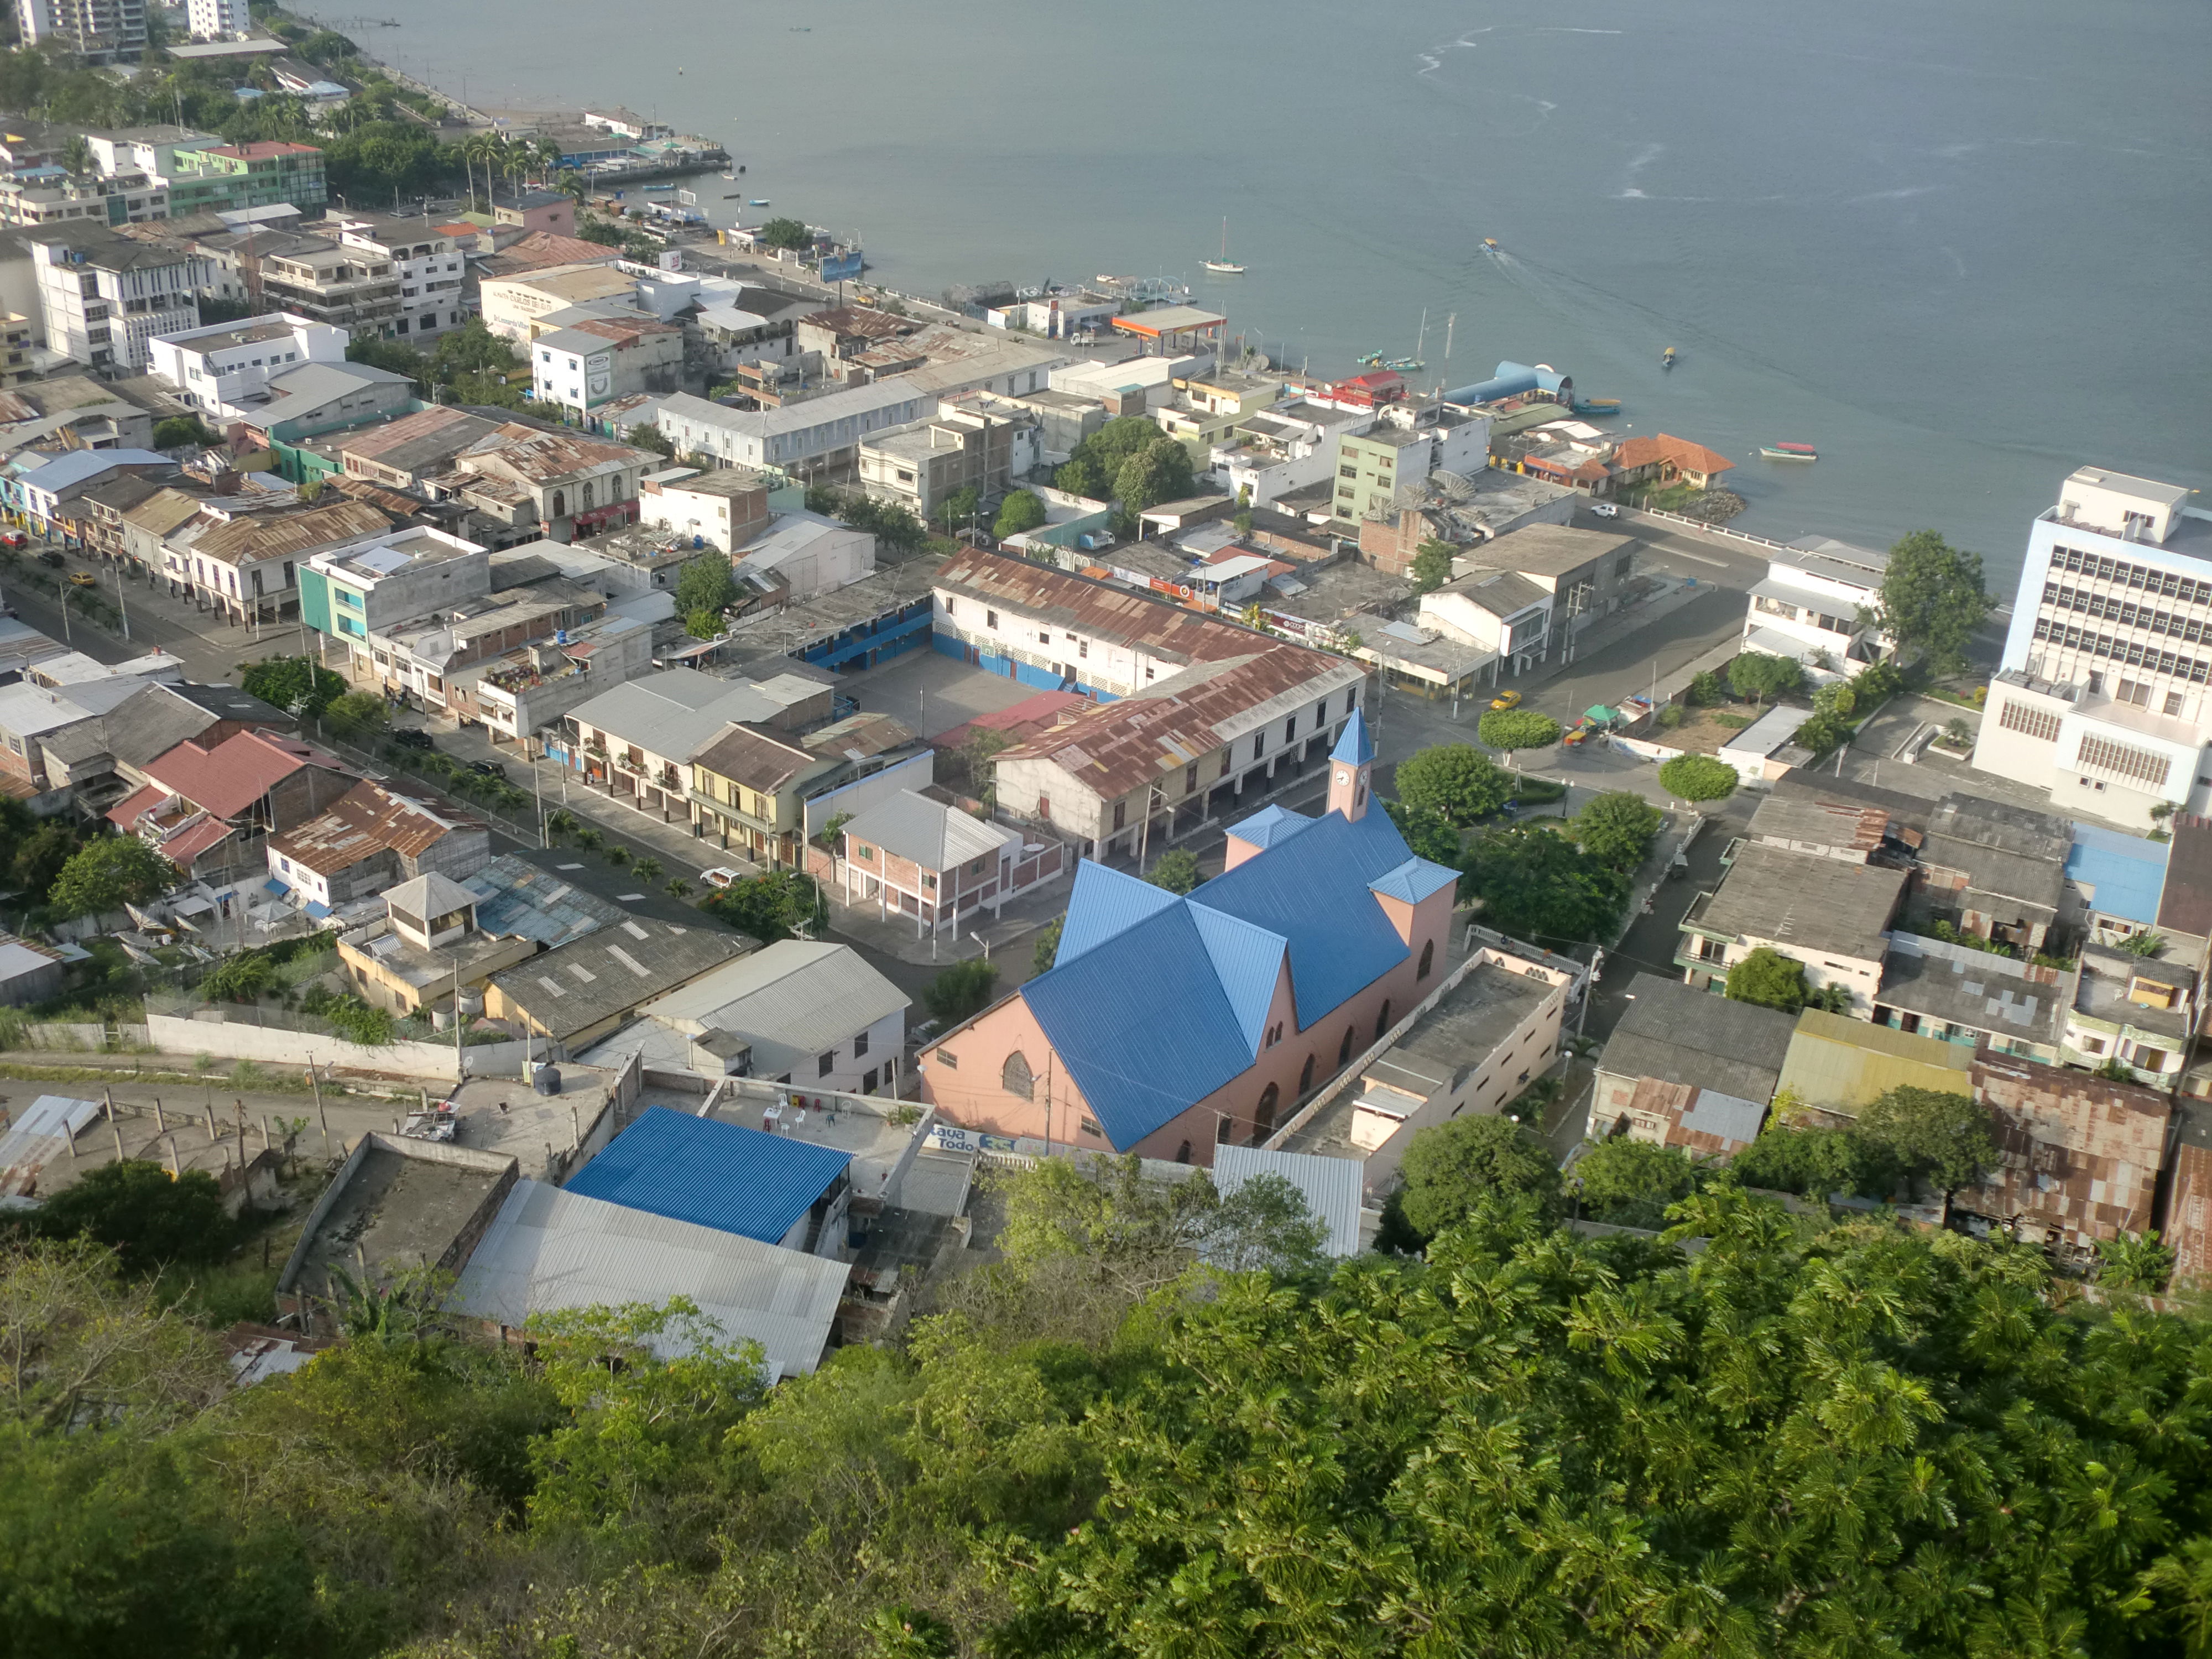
[916,711,1461,1166]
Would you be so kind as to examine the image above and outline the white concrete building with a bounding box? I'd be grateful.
[734,510,877,601]
[30,230,206,373]
[148,311,343,412]
[332,216,472,341]
[1744,536,1891,681]
[656,380,931,473]
[1974,467,2212,829]
[185,0,248,39]
[15,0,144,57]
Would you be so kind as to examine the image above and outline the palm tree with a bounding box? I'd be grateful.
[633,857,663,885]
[61,135,92,178]
[665,878,692,900]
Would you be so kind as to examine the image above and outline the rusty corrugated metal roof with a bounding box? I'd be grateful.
[267,780,478,877]
[1956,1053,2170,1248]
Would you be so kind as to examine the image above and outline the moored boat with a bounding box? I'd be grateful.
[1573,397,1621,416]
[749,197,771,206]
[1760,442,1818,461]
[1662,346,1677,368]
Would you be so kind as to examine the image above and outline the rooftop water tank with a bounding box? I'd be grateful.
[692,534,703,549]
[532,1063,561,1097]
[554,627,568,645]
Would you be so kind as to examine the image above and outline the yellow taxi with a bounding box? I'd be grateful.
[1489,689,1522,712]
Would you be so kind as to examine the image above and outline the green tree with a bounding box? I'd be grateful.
[1726,1122,1895,1198]
[675,552,737,620]
[632,857,663,885]
[2095,1229,2176,1292]
[992,489,1046,538]
[1724,945,1810,1013]
[1394,1113,1563,1240]
[1409,538,1457,594]
[1393,742,1511,826]
[1855,1084,1996,1198]
[1383,799,1462,867]
[1728,650,1804,706]
[1031,915,1064,975]
[922,958,1000,1024]
[1657,753,1739,803]
[625,422,675,458]
[1145,848,1204,894]
[8,817,82,909]
[48,837,179,917]
[200,951,278,1003]
[1573,1139,1702,1228]
[38,1163,229,1269]
[1112,439,1193,514]
[150,415,217,450]
[1686,669,1726,706]
[1571,790,1664,872]
[1878,529,1991,671]
[1461,823,1629,945]
[1052,456,1104,500]
[932,483,980,535]
[685,608,724,641]
[755,216,814,251]
[320,690,386,739]
[344,331,430,392]
[700,872,824,943]
[1477,708,1562,750]
[240,654,346,719]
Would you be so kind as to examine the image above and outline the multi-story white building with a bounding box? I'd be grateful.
[331,215,472,341]
[185,0,248,38]
[1974,467,2211,828]
[15,0,144,59]
[148,312,345,412]
[29,230,207,374]
[1742,535,1892,682]
[657,379,931,474]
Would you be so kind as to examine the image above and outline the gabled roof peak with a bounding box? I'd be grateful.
[1331,706,1375,766]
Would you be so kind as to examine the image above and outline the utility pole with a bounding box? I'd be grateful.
[112,565,129,639]
[307,1052,328,1152]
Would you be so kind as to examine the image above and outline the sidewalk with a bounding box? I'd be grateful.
[823,872,1071,982]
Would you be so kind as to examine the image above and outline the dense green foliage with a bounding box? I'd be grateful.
[993,489,1047,537]
[922,958,1000,1024]
[1409,538,1456,593]
[241,654,346,719]
[1144,848,1205,894]
[48,837,178,918]
[1572,1138,1704,1228]
[1657,752,1739,802]
[1381,798,1461,867]
[1394,1113,1563,1239]
[1728,649,1805,705]
[675,553,737,641]
[1478,708,1563,749]
[1725,944,1816,1011]
[36,1164,230,1270]
[1032,915,1065,975]
[755,217,815,251]
[1,797,89,912]
[1881,529,1992,671]
[1571,789,1664,871]
[1462,823,1630,945]
[1392,740,1511,825]
[698,872,826,943]
[804,484,928,556]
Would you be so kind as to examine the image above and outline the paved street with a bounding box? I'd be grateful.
[1,533,301,683]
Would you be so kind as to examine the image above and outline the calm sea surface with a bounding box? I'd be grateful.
[368,0,2211,586]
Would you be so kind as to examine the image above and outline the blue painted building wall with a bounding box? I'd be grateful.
[796,595,932,672]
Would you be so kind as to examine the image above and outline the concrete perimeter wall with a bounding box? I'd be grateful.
[147,1014,534,1081]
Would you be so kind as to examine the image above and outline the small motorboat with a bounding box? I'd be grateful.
[1760,442,1818,462]
[1662,346,1677,368]
[1354,351,1385,367]
[749,198,771,207]
[1573,397,1622,416]
[1483,237,1500,253]
[1385,357,1424,372]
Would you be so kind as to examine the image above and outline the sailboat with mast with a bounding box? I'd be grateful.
[1202,217,1245,275]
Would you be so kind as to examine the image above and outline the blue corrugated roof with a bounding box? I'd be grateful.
[1224,802,1315,852]
[1016,804,1451,1151]
[1054,860,1181,966]
[2067,825,2170,927]
[1022,905,1258,1150]
[1369,854,1460,905]
[8,448,169,491]
[1331,707,1375,766]
[1195,807,1433,1024]
[565,1108,851,1244]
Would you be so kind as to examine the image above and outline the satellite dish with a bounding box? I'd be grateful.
[1432,468,1475,501]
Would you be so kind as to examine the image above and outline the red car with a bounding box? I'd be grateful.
[0,531,27,550]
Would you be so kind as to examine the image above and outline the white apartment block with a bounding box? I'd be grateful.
[657,380,930,473]
[186,0,249,38]
[16,0,145,57]
[332,216,472,340]
[1975,467,2211,829]
[31,232,207,374]
[148,311,345,413]
[1743,536,1892,682]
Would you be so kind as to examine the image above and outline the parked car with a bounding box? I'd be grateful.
[702,867,742,889]
[467,759,505,779]
[66,571,96,588]
[35,549,65,568]
[1591,502,1621,519]
[387,729,435,751]
[0,530,28,550]
[1489,689,1522,712]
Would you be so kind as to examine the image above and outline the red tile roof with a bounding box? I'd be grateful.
[136,728,343,822]
[1611,432,1735,478]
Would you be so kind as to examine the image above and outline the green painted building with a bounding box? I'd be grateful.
[165,140,328,215]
